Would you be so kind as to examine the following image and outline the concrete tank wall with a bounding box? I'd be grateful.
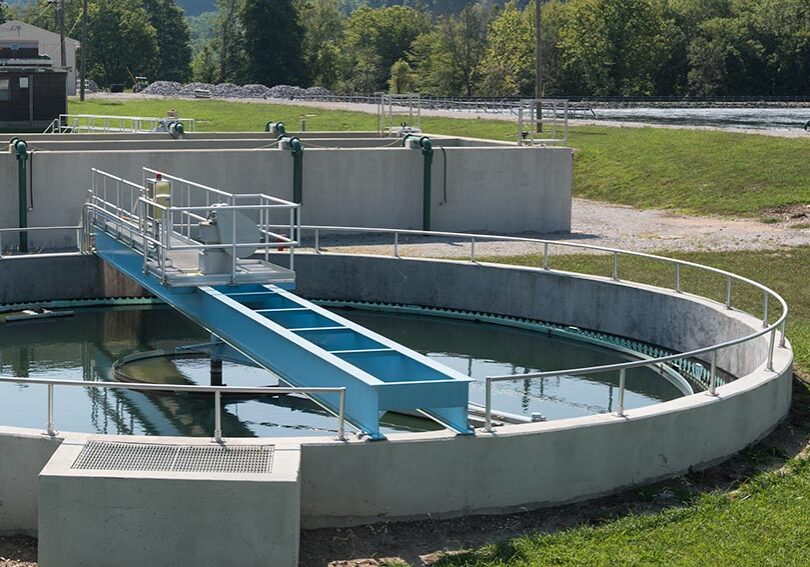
[0,142,572,248]
[0,254,793,535]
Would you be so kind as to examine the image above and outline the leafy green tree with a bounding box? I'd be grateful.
[191,42,219,83]
[340,5,430,91]
[409,3,490,96]
[86,0,159,86]
[478,1,534,96]
[215,0,246,83]
[686,17,752,96]
[241,0,308,86]
[143,0,193,82]
[557,0,673,96]
[301,0,344,88]
[388,58,415,92]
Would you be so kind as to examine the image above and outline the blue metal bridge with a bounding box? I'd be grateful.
[85,168,472,440]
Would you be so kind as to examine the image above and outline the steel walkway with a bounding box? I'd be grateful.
[87,168,472,439]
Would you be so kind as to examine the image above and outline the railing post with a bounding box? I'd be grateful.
[616,369,626,417]
[484,377,493,432]
[46,383,56,436]
[780,317,787,348]
[709,351,718,396]
[213,390,223,443]
[767,329,776,372]
[314,228,321,254]
[725,277,733,310]
[612,252,619,281]
[470,236,476,263]
[543,242,549,270]
[337,388,346,441]
[762,292,769,328]
[394,232,400,258]
[675,263,682,293]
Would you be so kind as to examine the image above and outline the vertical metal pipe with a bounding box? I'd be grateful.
[470,236,476,263]
[422,145,433,231]
[725,277,732,309]
[484,377,493,432]
[768,329,776,372]
[543,242,549,270]
[709,351,718,396]
[763,292,769,328]
[780,317,787,348]
[338,389,346,441]
[675,263,682,293]
[214,390,222,443]
[394,232,400,258]
[315,228,321,254]
[616,369,626,417]
[46,384,55,436]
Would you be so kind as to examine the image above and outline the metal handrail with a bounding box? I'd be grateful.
[288,224,789,431]
[56,114,196,134]
[1,222,789,434]
[0,226,83,259]
[0,375,346,442]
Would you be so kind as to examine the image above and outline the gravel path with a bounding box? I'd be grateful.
[309,198,810,259]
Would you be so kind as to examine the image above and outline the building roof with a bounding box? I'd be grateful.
[0,21,80,47]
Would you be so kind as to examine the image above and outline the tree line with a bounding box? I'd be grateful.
[5,0,810,97]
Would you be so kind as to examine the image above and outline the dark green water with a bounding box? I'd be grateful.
[0,306,683,437]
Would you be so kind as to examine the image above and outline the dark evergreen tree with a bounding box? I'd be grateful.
[240,0,308,86]
[143,0,194,82]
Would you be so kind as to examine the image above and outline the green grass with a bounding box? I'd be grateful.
[69,97,810,218]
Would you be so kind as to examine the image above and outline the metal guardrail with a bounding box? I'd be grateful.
[0,375,346,442]
[0,226,82,259]
[85,168,301,284]
[291,224,789,431]
[48,114,196,134]
[0,223,790,436]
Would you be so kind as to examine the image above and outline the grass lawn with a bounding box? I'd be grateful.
[69,97,810,218]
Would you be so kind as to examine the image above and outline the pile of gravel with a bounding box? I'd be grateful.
[141,80,182,96]
[141,81,333,100]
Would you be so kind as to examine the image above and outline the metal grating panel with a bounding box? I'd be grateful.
[71,441,273,474]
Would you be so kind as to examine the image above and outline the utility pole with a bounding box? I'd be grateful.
[535,0,543,132]
[58,0,66,68]
[80,0,88,101]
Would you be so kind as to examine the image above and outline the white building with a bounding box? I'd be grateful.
[0,20,80,96]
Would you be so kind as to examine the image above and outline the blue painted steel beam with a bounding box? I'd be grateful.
[94,229,473,439]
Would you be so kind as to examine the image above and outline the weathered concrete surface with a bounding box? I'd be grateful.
[0,429,62,536]
[38,437,301,567]
[0,135,572,247]
[0,255,144,304]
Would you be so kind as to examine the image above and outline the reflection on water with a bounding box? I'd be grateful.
[594,107,810,130]
[0,306,683,437]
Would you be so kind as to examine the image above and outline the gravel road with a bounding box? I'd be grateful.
[308,198,810,259]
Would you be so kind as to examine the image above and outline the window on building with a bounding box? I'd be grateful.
[0,79,9,102]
